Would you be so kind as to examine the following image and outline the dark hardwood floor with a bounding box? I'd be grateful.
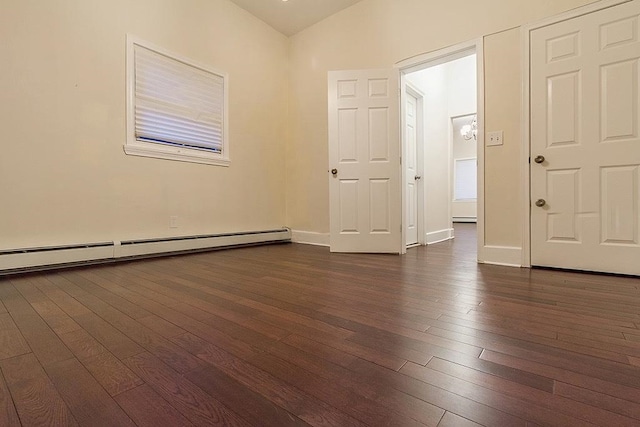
[1,223,640,426]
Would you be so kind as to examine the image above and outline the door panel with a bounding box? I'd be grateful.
[601,166,640,246]
[601,59,638,141]
[338,109,358,161]
[369,108,391,161]
[329,69,401,253]
[601,15,638,49]
[546,169,581,242]
[547,72,580,147]
[531,0,640,275]
[338,180,359,233]
[601,165,639,244]
[370,179,391,233]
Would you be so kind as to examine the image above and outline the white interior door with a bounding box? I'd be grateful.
[328,69,402,253]
[405,90,420,246]
[531,0,640,275]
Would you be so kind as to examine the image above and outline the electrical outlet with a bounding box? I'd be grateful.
[169,216,179,228]
[486,131,504,146]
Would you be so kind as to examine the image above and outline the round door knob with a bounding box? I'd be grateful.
[534,155,545,164]
[331,168,338,176]
[535,199,546,207]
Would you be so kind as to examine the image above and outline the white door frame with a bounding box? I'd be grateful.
[396,38,484,258]
[404,82,425,247]
[520,0,633,267]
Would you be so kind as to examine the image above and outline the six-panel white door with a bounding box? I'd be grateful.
[530,0,640,275]
[405,90,420,246]
[328,69,402,253]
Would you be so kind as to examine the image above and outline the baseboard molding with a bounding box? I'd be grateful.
[291,230,330,247]
[480,245,523,267]
[453,217,477,223]
[0,228,291,274]
[426,228,455,245]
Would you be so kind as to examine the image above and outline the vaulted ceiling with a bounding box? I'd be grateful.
[229,0,364,36]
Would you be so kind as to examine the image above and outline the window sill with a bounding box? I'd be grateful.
[124,142,230,167]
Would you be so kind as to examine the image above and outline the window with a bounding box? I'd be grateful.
[454,158,477,200]
[126,36,229,166]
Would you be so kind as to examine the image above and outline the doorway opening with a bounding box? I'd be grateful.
[399,44,481,257]
[326,40,483,256]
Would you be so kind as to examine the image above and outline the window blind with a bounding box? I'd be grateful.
[454,158,477,200]
[134,44,224,153]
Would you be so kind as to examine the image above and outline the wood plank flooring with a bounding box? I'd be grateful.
[0,223,639,426]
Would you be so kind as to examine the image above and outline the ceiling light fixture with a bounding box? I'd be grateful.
[460,115,478,141]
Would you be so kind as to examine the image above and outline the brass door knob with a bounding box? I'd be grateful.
[534,155,545,164]
[535,199,546,207]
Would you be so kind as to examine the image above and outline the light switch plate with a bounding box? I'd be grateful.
[486,131,504,146]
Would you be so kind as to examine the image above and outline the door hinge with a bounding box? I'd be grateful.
[400,156,402,165]
[528,157,531,164]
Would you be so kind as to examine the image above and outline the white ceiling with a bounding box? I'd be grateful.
[229,0,364,36]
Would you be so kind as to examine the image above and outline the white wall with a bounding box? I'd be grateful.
[407,65,450,241]
[448,56,477,222]
[0,0,289,250]
[452,115,478,221]
[447,55,477,118]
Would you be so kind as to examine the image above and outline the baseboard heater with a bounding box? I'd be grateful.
[0,228,291,274]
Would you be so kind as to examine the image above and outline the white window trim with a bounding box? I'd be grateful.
[125,35,230,166]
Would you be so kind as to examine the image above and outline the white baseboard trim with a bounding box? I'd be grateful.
[426,228,455,245]
[291,230,330,247]
[453,217,477,223]
[480,245,523,267]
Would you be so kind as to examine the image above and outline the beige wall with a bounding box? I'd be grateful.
[484,28,525,246]
[1,0,602,254]
[0,0,288,249]
[286,0,597,249]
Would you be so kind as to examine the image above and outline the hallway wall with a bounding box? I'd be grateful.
[406,54,477,242]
